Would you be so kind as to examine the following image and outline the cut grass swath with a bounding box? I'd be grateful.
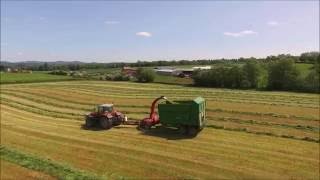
[0,145,104,180]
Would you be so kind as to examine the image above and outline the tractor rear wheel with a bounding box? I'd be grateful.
[85,116,94,128]
[100,118,112,129]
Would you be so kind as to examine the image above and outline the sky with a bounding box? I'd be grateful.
[1,1,319,62]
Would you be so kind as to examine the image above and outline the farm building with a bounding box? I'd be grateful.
[154,66,176,70]
[192,66,211,70]
[174,69,194,77]
[122,67,137,76]
[155,69,176,75]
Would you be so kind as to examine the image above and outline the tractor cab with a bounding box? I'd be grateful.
[97,104,113,114]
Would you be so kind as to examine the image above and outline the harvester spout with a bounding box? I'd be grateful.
[138,96,168,130]
[149,96,167,119]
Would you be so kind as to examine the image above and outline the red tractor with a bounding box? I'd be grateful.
[85,104,127,129]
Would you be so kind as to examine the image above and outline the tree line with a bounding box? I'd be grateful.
[192,54,319,93]
[1,52,318,71]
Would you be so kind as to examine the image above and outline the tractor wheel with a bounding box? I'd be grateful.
[187,126,198,136]
[85,116,94,128]
[113,116,122,126]
[100,118,112,129]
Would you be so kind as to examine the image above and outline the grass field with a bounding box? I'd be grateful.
[0,72,75,84]
[0,81,319,179]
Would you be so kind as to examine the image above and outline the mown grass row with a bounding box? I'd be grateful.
[2,92,318,126]
[206,119,319,142]
[46,81,319,101]
[206,125,319,143]
[1,89,319,143]
[2,89,318,121]
[2,107,318,161]
[207,108,319,121]
[1,90,319,179]
[5,80,315,103]
[207,117,319,132]
[2,97,318,143]
[0,145,104,180]
[44,86,319,107]
[37,88,320,108]
[3,82,318,106]
[7,86,318,119]
[1,116,318,179]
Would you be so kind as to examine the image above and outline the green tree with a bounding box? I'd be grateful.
[299,52,320,63]
[267,59,301,90]
[304,55,320,92]
[242,61,261,88]
[136,68,155,83]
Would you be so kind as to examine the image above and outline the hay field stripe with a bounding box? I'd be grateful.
[2,89,318,141]
[3,83,318,106]
[206,119,319,141]
[3,91,318,131]
[2,110,318,164]
[207,116,319,131]
[4,80,318,100]
[4,90,318,137]
[2,122,318,179]
[54,86,319,107]
[1,119,318,178]
[2,108,318,160]
[2,87,318,121]
[1,81,319,179]
[2,85,319,108]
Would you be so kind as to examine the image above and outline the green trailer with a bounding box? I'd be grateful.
[158,97,206,135]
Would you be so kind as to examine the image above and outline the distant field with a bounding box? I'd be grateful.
[1,81,319,179]
[0,72,75,84]
[83,68,121,74]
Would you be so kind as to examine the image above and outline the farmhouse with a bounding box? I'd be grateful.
[122,67,137,76]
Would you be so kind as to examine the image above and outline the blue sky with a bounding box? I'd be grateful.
[1,1,319,62]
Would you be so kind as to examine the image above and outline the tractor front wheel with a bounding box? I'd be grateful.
[85,116,94,128]
[100,118,112,129]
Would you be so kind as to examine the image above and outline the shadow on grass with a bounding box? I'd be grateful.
[80,124,107,131]
[138,126,199,140]
[80,123,138,131]
[81,123,200,140]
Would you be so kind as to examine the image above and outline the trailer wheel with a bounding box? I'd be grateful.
[100,118,112,129]
[187,126,198,136]
[178,126,187,135]
[85,116,94,128]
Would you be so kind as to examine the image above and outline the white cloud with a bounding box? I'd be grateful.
[39,17,48,23]
[136,31,152,37]
[267,21,279,26]
[223,30,257,37]
[104,20,120,25]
